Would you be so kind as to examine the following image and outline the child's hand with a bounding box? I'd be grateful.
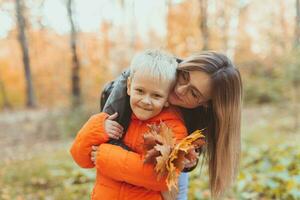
[105,112,124,139]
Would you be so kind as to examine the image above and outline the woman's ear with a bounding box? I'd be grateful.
[127,77,131,96]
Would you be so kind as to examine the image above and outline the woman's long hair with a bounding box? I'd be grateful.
[179,52,243,199]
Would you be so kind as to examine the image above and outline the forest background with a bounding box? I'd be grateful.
[0,0,299,199]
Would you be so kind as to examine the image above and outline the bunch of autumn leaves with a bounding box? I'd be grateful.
[143,122,206,190]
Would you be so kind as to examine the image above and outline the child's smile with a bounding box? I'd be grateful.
[127,69,172,121]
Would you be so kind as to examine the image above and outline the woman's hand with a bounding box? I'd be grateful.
[91,145,99,165]
[104,112,124,139]
[184,158,198,169]
[184,147,199,169]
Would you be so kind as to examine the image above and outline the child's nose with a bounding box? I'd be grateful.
[141,96,151,105]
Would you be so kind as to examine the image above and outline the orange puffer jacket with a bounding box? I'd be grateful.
[70,108,187,200]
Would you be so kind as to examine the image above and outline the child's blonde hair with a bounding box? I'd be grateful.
[129,49,178,84]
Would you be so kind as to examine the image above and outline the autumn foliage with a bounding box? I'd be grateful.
[143,122,206,190]
[0,0,298,110]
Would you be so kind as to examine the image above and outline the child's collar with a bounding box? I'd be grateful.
[130,107,183,123]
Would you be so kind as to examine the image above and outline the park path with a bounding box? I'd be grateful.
[0,107,256,162]
[0,109,70,163]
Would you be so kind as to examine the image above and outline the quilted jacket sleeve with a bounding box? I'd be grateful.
[164,118,188,142]
[95,118,188,191]
[95,144,169,191]
[70,113,110,168]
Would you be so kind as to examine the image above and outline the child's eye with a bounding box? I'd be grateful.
[153,94,162,98]
[135,89,143,93]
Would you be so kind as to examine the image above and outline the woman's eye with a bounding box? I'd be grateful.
[191,90,198,98]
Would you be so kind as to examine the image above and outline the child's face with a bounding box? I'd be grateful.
[127,70,172,121]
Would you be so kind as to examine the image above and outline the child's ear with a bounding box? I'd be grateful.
[164,101,169,107]
[127,77,131,96]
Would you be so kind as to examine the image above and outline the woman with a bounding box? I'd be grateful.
[97,51,242,199]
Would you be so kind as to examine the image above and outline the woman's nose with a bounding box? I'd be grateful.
[176,84,189,95]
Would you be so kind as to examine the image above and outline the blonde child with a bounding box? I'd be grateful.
[70,49,188,200]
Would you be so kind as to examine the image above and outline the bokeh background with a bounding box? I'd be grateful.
[0,0,299,199]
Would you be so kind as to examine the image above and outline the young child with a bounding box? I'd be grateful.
[70,49,188,200]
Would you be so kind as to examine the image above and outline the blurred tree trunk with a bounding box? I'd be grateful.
[218,0,245,61]
[0,76,11,109]
[15,0,37,108]
[199,0,209,50]
[67,0,81,107]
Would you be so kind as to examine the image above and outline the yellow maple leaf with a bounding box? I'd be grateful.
[166,129,205,189]
[154,144,171,180]
[158,122,176,147]
[143,123,206,190]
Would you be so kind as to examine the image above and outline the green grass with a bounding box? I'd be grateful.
[188,106,300,200]
[0,146,94,200]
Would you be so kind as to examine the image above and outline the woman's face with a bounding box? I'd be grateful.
[168,70,212,109]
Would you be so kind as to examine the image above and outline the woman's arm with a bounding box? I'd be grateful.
[101,69,132,131]
[100,69,132,150]
[70,113,110,168]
